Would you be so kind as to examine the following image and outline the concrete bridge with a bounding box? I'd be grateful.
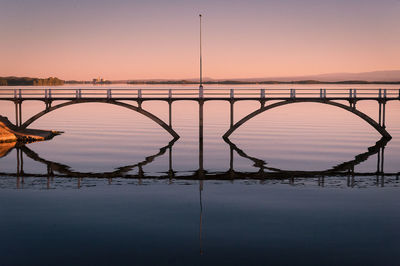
[0,87,399,139]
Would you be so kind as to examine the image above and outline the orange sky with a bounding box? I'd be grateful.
[0,0,399,80]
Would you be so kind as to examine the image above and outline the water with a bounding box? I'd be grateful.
[1,84,400,265]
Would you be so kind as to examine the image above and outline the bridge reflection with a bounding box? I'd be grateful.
[1,136,399,256]
[0,136,398,189]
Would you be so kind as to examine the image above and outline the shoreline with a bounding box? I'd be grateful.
[0,116,61,143]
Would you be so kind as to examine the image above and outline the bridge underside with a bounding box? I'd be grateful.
[18,99,180,139]
[223,99,392,139]
[2,97,393,140]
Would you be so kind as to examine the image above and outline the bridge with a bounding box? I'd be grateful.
[0,87,399,139]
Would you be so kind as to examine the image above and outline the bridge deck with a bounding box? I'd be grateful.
[0,97,399,102]
[0,88,399,101]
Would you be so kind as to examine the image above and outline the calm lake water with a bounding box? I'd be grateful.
[1,84,400,265]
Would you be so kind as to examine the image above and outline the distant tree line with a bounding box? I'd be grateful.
[0,77,64,86]
[65,80,112,84]
[127,80,400,85]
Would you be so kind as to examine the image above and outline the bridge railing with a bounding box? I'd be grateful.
[0,87,399,100]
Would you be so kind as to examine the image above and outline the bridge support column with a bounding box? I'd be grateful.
[14,101,19,126]
[16,146,26,188]
[16,147,21,188]
[45,100,52,110]
[382,102,386,128]
[168,145,174,181]
[47,165,54,177]
[138,165,144,181]
[199,101,204,173]
[349,100,356,109]
[14,101,23,127]
[18,102,22,127]
[228,145,236,179]
[378,101,387,128]
[376,145,385,174]
[230,101,234,128]
[169,101,172,127]
[380,146,385,173]
[376,145,385,186]
[16,146,24,178]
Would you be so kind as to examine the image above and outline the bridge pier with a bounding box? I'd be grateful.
[379,102,382,125]
[383,102,386,128]
[169,101,172,127]
[199,101,204,173]
[16,147,21,188]
[45,100,52,110]
[47,165,54,177]
[19,102,22,127]
[318,176,325,187]
[16,146,24,189]
[14,101,23,127]
[377,145,385,174]
[378,101,387,128]
[229,144,234,172]
[168,145,174,181]
[230,101,234,128]
[14,101,19,126]
[349,100,356,109]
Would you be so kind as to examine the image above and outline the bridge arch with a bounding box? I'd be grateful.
[223,99,392,139]
[20,99,180,139]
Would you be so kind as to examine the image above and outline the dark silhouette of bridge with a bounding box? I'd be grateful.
[0,87,399,139]
[0,134,398,190]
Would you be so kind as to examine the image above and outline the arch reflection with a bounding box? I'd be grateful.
[0,136,398,189]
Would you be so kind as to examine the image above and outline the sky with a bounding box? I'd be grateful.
[0,0,399,80]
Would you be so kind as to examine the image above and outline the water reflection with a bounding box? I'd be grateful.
[224,137,389,175]
[0,136,398,189]
[0,137,399,258]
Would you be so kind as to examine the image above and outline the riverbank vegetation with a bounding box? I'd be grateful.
[0,77,64,86]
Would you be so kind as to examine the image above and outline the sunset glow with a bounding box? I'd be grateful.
[1,0,399,80]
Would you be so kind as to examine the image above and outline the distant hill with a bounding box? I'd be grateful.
[1,70,399,85]
[232,70,400,83]
[124,70,400,84]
